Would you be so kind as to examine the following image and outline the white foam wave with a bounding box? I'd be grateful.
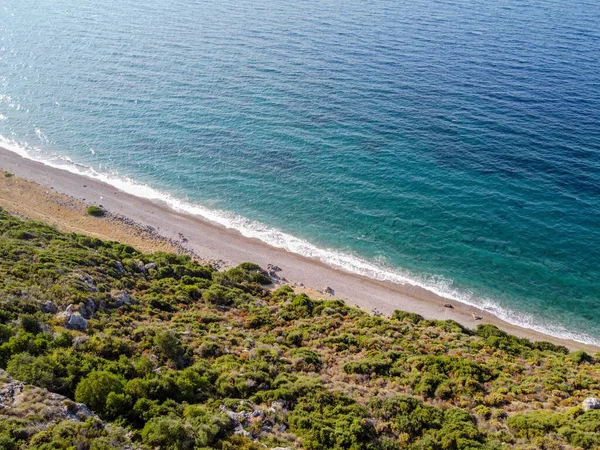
[0,135,598,347]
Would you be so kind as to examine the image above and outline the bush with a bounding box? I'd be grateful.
[291,348,322,372]
[75,371,125,417]
[507,411,565,438]
[141,415,194,450]
[392,310,423,324]
[202,285,232,307]
[343,356,393,376]
[86,205,105,217]
[570,350,593,364]
[6,353,59,391]
[370,395,443,440]
[153,330,189,369]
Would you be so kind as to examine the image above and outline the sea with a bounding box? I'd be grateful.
[1,0,599,345]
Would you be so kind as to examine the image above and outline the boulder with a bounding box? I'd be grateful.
[64,313,87,331]
[79,299,97,319]
[323,286,334,295]
[582,397,600,411]
[144,262,157,271]
[113,290,132,307]
[115,261,126,274]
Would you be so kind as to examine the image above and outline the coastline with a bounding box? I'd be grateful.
[1,145,598,353]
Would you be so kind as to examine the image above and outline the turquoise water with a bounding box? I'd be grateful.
[1,0,599,344]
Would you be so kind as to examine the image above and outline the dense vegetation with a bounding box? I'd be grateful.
[0,208,598,449]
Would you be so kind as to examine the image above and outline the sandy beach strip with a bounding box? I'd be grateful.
[0,146,597,353]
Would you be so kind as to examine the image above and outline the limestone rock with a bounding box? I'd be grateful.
[64,312,87,331]
[115,261,126,274]
[582,397,600,411]
[0,369,93,422]
[113,290,133,307]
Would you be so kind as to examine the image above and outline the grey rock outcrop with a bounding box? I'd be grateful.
[582,397,600,411]
[115,261,127,274]
[0,370,94,421]
[113,290,133,307]
[66,313,88,331]
[0,370,136,448]
[58,309,87,331]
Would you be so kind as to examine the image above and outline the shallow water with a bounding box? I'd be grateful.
[1,0,599,344]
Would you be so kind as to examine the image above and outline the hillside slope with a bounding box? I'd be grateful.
[0,209,598,449]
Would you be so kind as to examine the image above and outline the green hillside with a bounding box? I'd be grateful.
[0,209,598,450]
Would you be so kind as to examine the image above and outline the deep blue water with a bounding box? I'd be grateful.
[1,0,599,344]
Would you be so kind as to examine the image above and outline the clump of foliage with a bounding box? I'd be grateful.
[0,210,598,449]
[86,205,105,217]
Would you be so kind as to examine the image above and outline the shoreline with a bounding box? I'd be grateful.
[1,145,598,353]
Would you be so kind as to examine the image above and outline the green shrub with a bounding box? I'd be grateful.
[291,348,322,372]
[343,356,393,376]
[392,310,423,324]
[570,350,593,364]
[6,353,59,391]
[507,411,566,438]
[86,205,105,217]
[202,285,232,307]
[141,415,194,450]
[286,330,303,347]
[75,371,126,417]
[153,330,190,369]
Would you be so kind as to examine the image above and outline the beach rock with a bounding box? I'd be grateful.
[323,286,334,295]
[144,262,157,271]
[582,397,600,411]
[444,303,454,309]
[472,313,483,321]
[64,312,87,331]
